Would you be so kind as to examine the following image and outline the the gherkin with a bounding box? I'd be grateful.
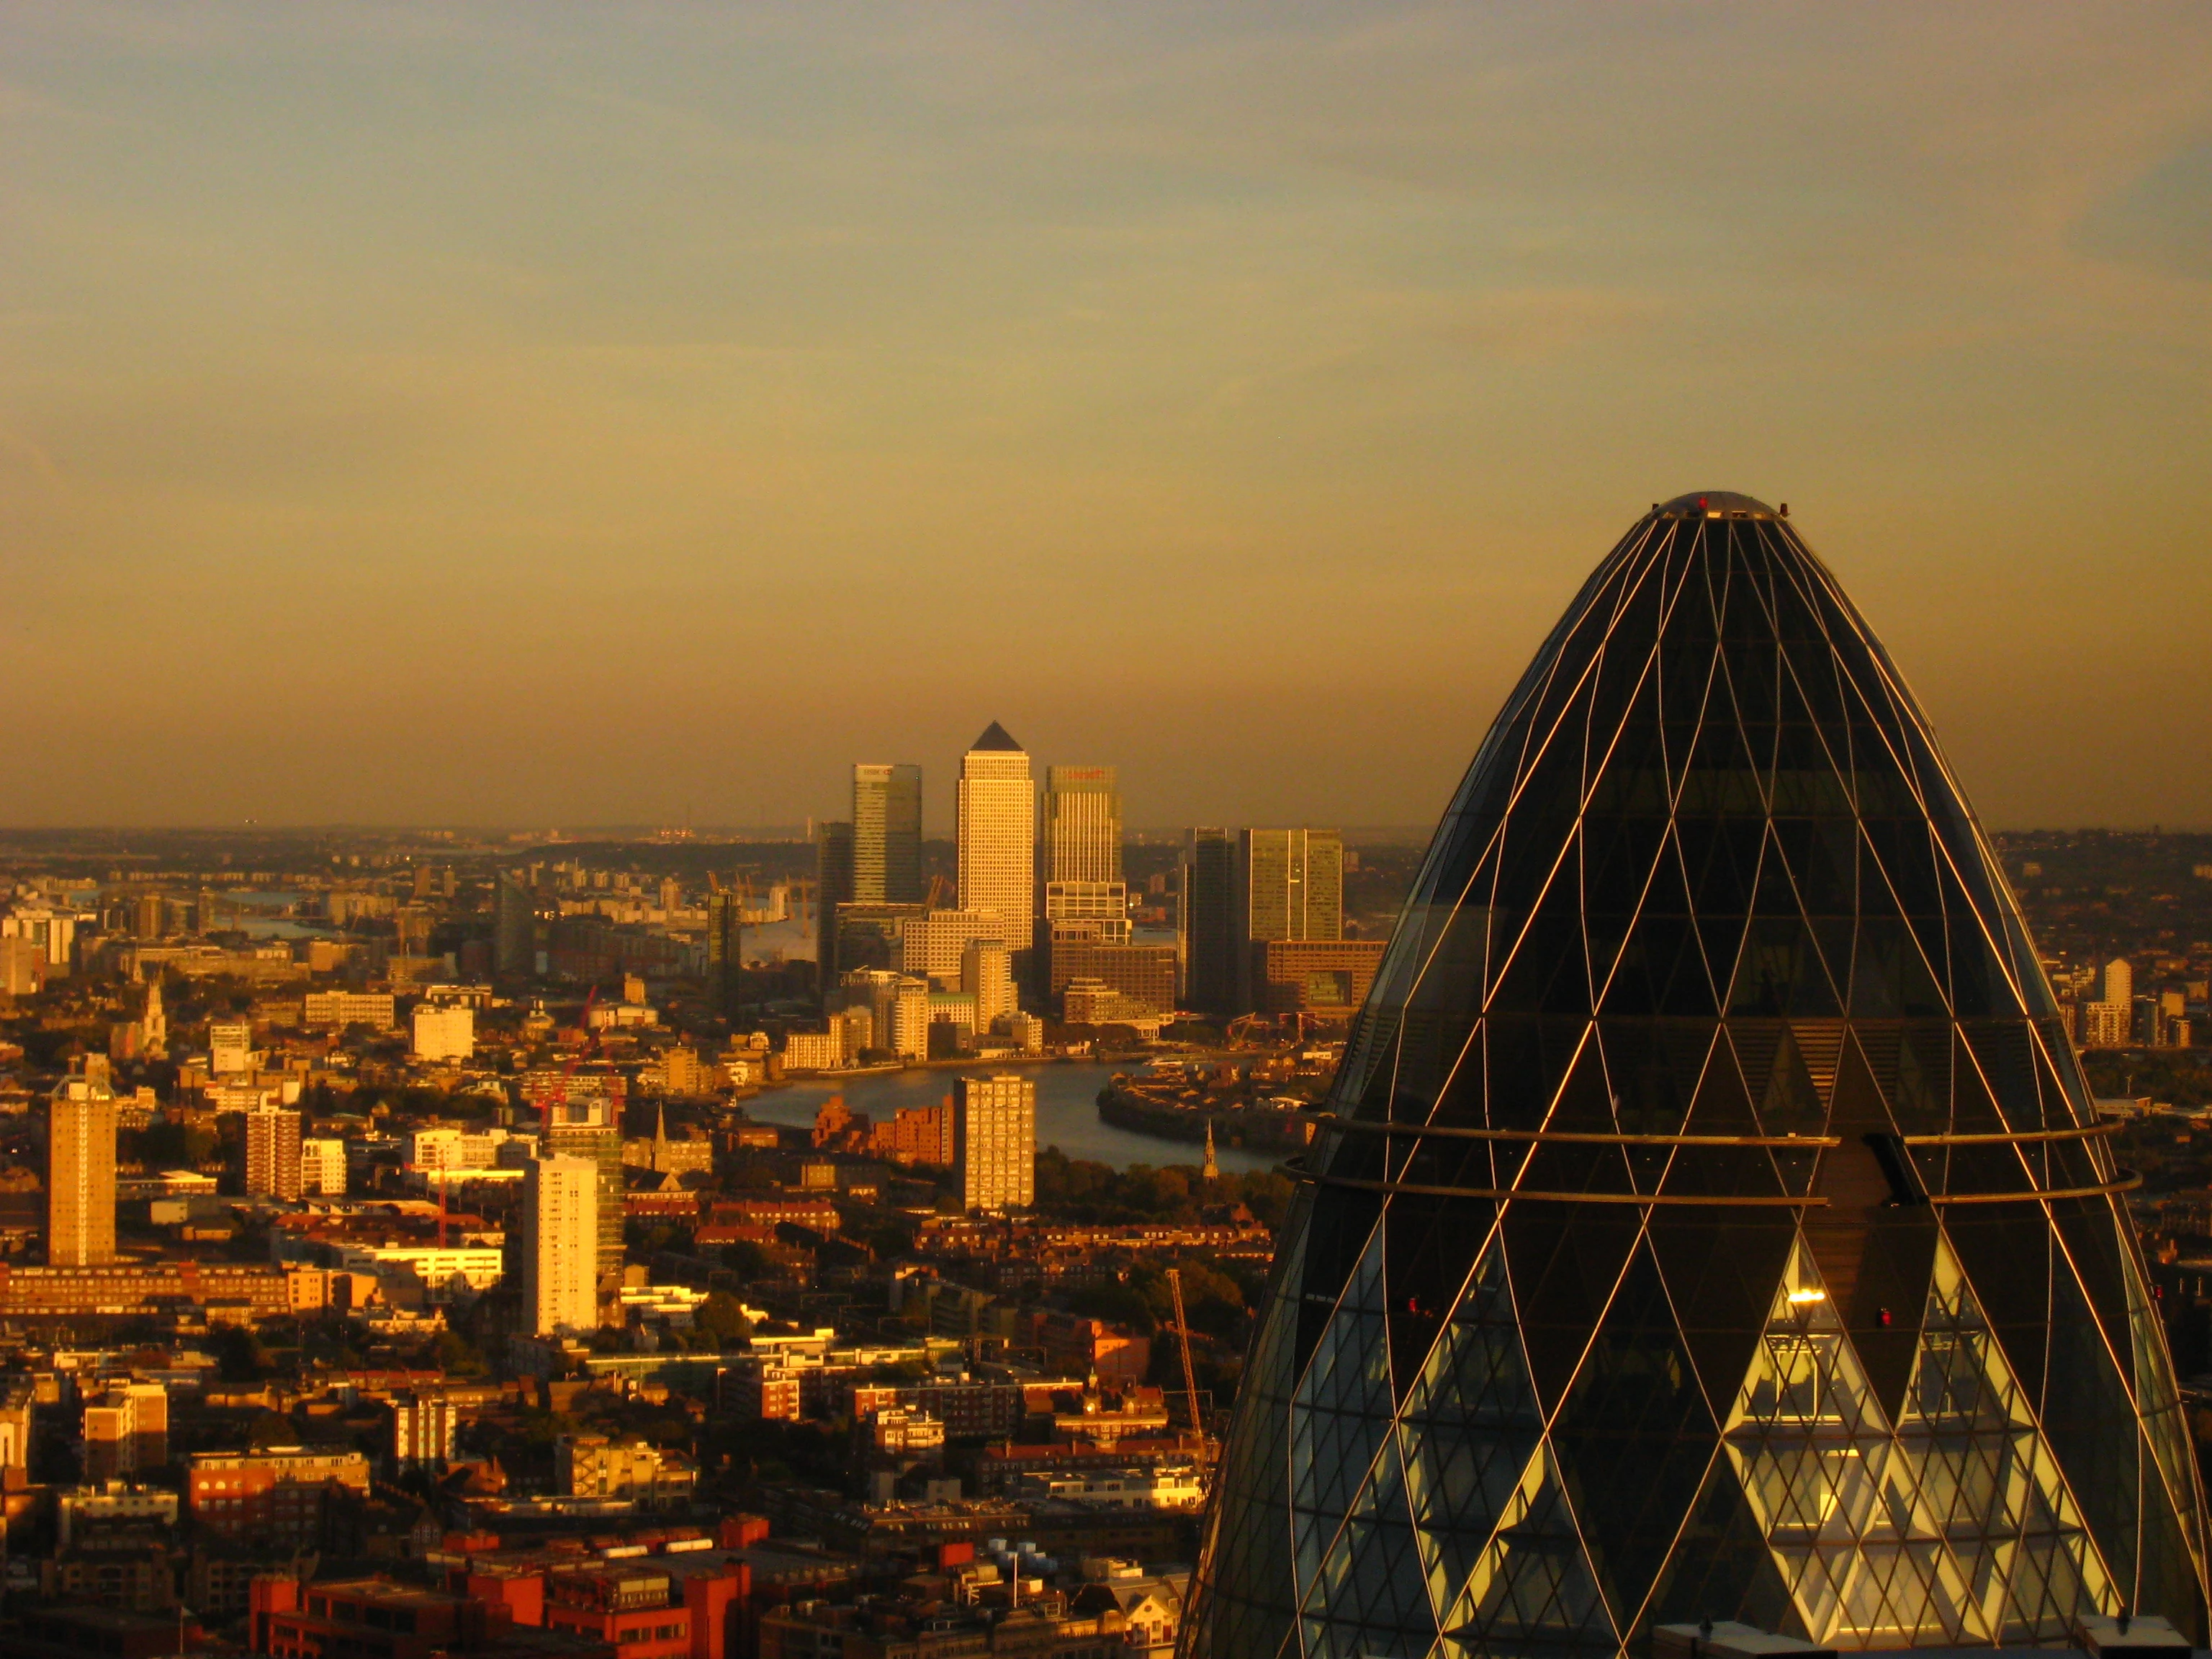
[1184,495,2208,1659]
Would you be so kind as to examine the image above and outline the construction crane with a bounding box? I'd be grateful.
[1165,1267,1208,1481]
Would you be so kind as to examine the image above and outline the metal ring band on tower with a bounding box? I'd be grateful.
[1279,1166,1833,1207]
[1308,1115,1840,1149]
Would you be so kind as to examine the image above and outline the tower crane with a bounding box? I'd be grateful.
[1165,1267,1208,1483]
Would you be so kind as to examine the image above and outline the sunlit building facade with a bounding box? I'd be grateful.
[1185,494,2209,1659]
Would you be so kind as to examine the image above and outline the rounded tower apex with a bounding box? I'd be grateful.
[1654,490,1781,518]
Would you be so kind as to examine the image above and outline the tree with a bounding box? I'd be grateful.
[695,1291,753,1345]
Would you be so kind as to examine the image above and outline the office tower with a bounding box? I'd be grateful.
[853,764,924,904]
[208,1020,254,1076]
[902,908,1006,985]
[707,888,745,1020]
[953,1073,1035,1213]
[956,722,1035,952]
[1186,495,2208,1659]
[1234,828,1343,1012]
[244,1107,304,1201]
[1237,828,1343,943]
[302,1137,349,1196]
[1181,828,1236,1017]
[1043,882,1130,943]
[410,1003,475,1062]
[962,941,1016,1030]
[521,1154,599,1336]
[544,1095,625,1302]
[495,873,536,976]
[48,1074,117,1266]
[1048,939,1179,1015]
[1045,765,1121,883]
[836,901,926,980]
[815,822,856,984]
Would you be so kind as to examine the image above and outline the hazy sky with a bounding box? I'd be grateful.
[7,4,2210,832]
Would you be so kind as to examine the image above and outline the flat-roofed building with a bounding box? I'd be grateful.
[187,1445,370,1549]
[48,1074,117,1267]
[954,1073,1035,1213]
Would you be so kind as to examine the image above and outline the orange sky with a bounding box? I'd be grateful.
[6,5,2211,830]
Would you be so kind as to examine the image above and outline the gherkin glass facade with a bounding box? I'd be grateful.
[1184,495,2208,1659]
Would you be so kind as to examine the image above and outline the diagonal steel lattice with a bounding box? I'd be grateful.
[1182,494,2210,1659]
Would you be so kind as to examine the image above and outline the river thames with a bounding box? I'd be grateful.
[741,1061,1281,1176]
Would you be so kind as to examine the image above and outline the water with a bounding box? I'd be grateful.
[744,1062,1281,1175]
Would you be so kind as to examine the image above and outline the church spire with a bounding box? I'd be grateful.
[1202,1120,1218,1184]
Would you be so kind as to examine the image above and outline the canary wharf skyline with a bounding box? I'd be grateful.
[6,4,2211,829]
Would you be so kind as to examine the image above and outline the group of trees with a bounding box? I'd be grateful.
[1032,1146,1292,1227]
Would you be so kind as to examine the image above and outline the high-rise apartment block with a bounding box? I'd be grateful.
[302,1137,349,1196]
[410,1002,475,1062]
[2102,958,2134,1007]
[83,1382,169,1480]
[48,1074,117,1267]
[1181,827,1237,1017]
[1044,765,1121,883]
[392,1392,459,1469]
[521,1154,600,1336]
[891,979,932,1062]
[853,764,924,904]
[244,1107,304,1201]
[957,724,1035,953]
[954,1073,1036,1213]
[543,1095,625,1297]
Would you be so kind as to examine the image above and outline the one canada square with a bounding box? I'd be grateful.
[1184,496,2208,1658]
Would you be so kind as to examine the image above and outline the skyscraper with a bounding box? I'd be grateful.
[495,873,536,977]
[543,1094,625,1303]
[1044,765,1121,884]
[1186,494,2209,1659]
[954,1072,1036,1213]
[957,722,1035,953]
[1237,828,1343,943]
[1233,827,1342,1010]
[244,1107,303,1201]
[48,1073,117,1266]
[521,1154,599,1336]
[1181,827,1236,1017]
[707,888,745,1020]
[853,764,924,904]
[815,820,856,985]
